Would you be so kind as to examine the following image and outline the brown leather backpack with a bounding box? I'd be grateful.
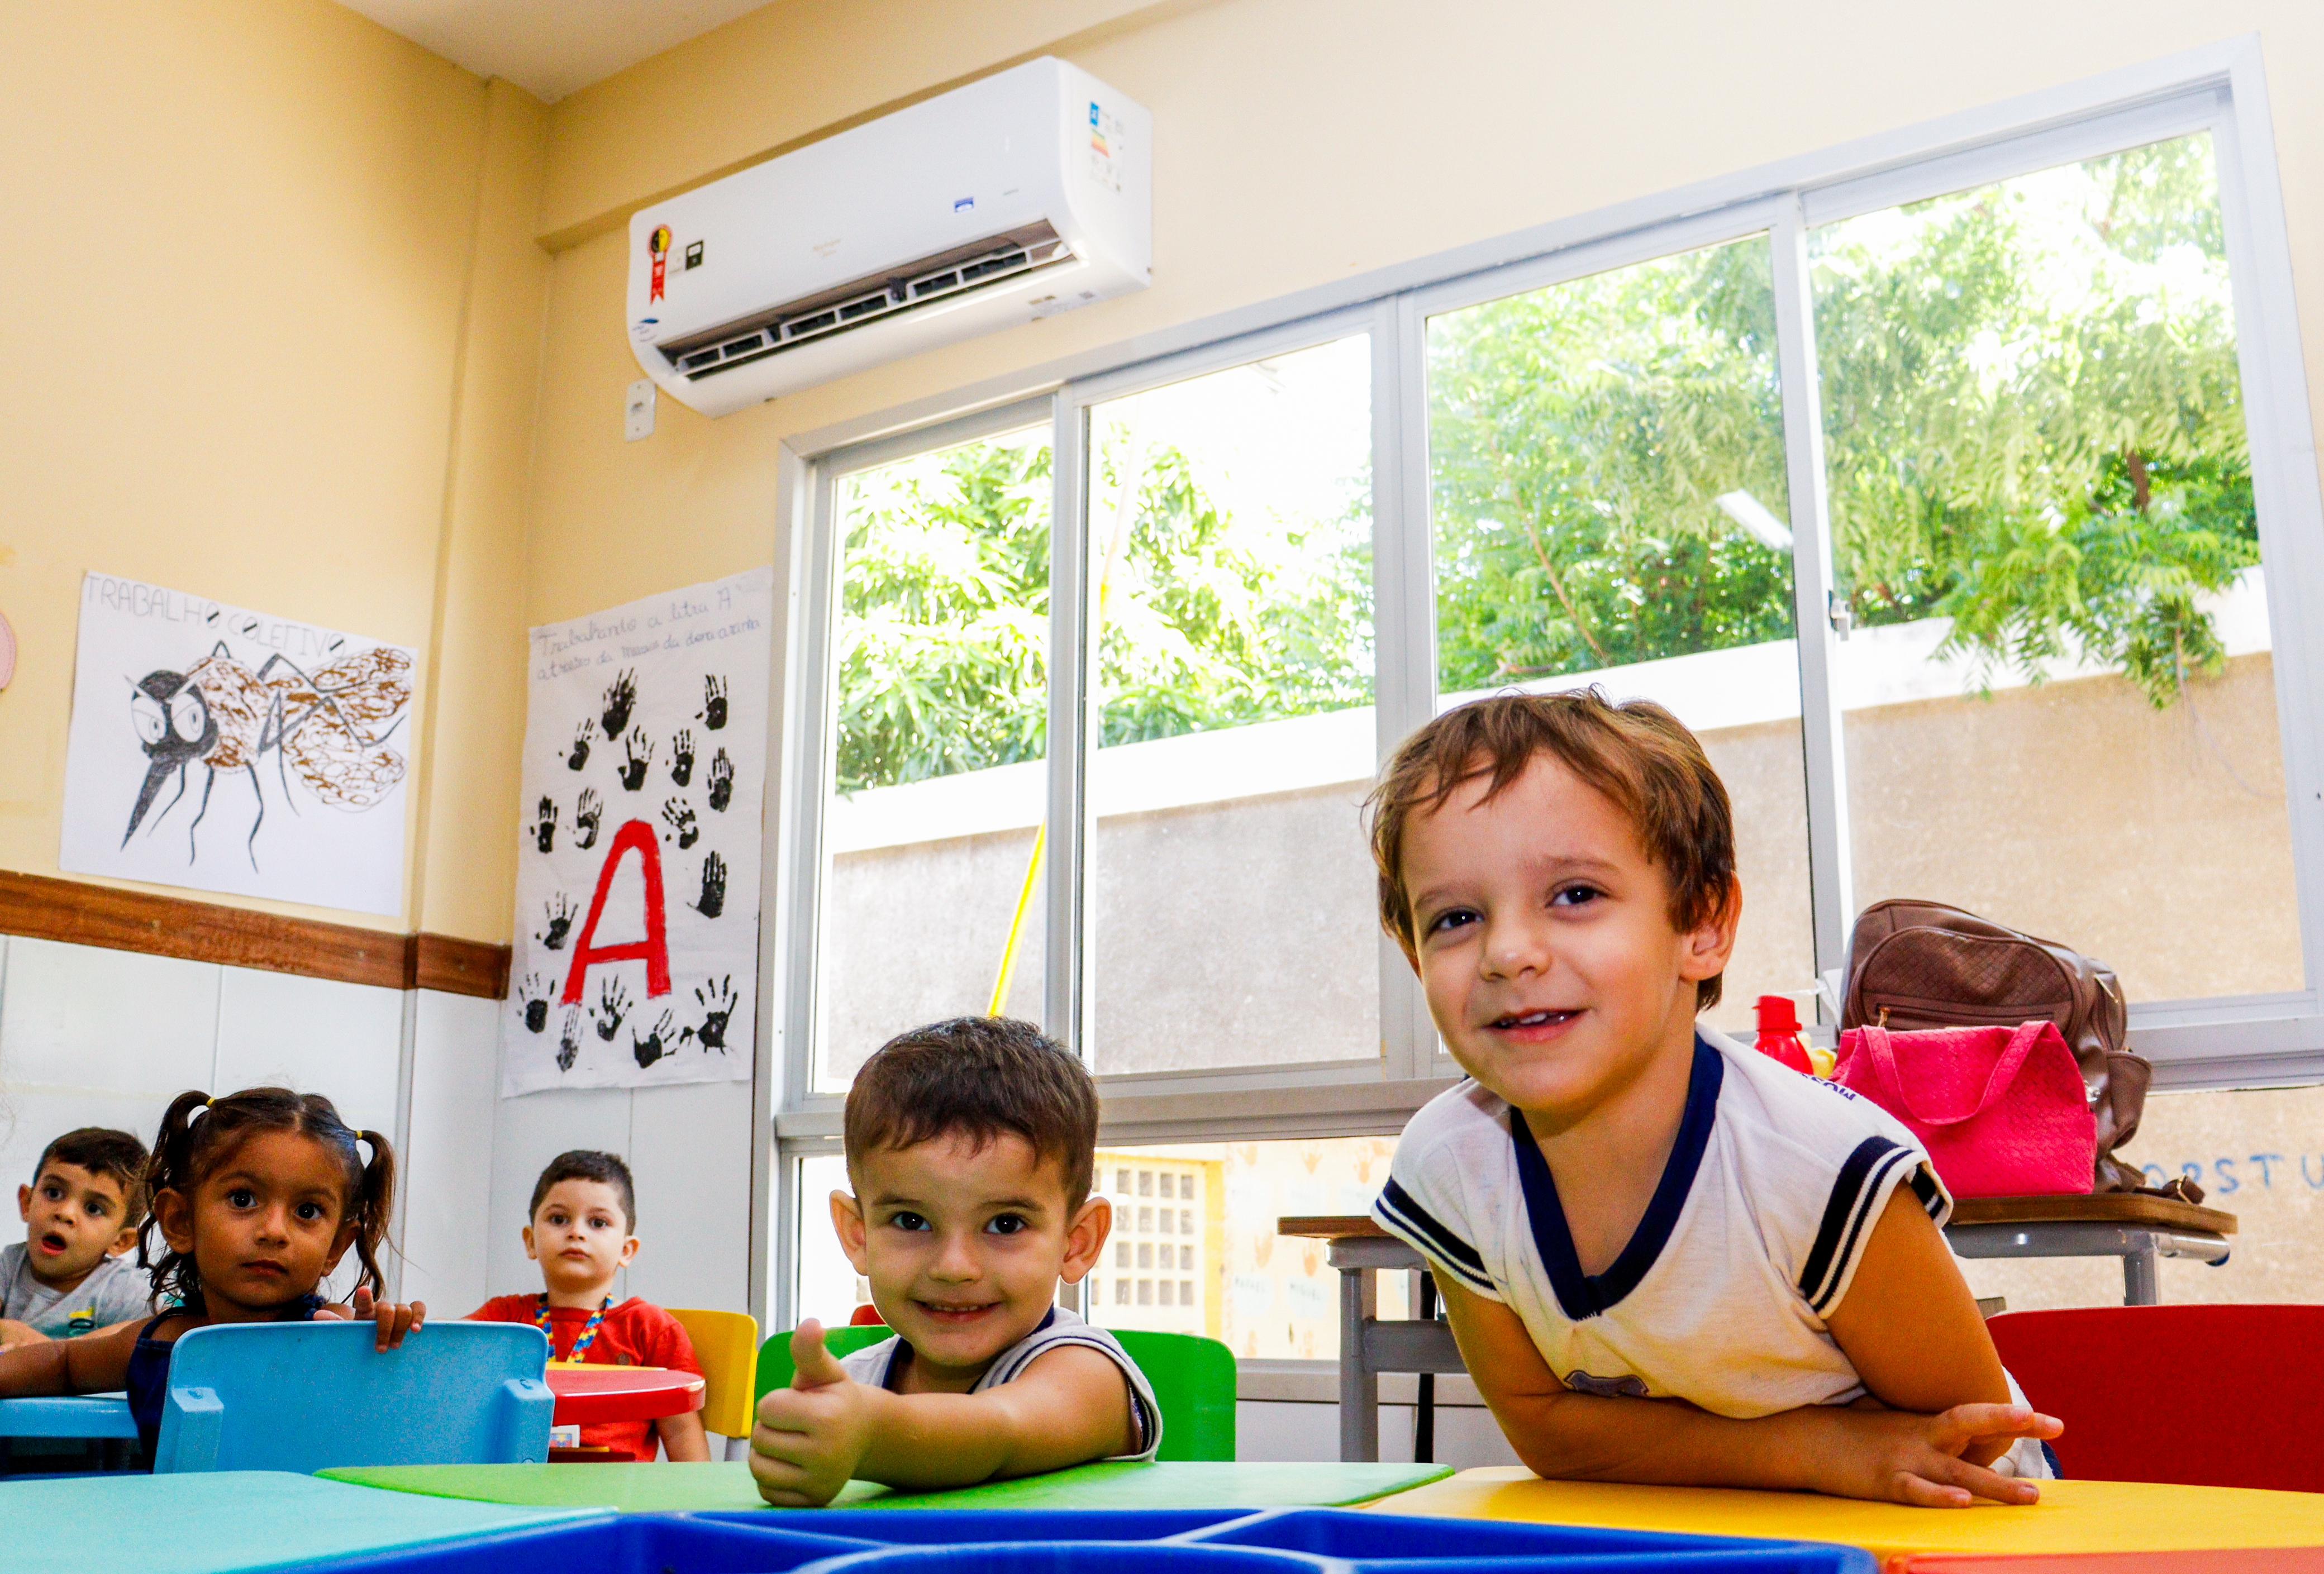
[1840,899,2152,1193]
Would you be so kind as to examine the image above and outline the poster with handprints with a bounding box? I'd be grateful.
[499,567,770,1095]
[58,573,416,915]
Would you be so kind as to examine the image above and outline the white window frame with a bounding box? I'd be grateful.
[752,38,2324,1328]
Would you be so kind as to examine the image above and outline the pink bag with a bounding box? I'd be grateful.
[1834,1021,2096,1199]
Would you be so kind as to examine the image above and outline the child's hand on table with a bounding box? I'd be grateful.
[1815,1400,2063,1508]
[316,1287,428,1351]
[752,1319,877,1506]
[0,1319,46,1351]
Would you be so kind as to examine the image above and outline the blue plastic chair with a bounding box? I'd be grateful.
[153,1320,554,1473]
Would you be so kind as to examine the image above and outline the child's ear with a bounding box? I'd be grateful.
[618,1234,641,1268]
[1678,876,1744,985]
[151,1188,196,1255]
[522,1224,540,1262]
[108,1224,140,1257]
[15,1184,30,1225]
[830,1190,870,1275]
[1059,1194,1111,1286]
[322,1219,357,1276]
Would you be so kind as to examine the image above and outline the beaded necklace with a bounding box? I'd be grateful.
[537,1292,613,1358]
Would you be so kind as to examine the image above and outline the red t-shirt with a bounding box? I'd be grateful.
[470,1294,703,1461]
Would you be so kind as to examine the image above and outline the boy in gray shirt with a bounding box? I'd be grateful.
[0,1127,151,1346]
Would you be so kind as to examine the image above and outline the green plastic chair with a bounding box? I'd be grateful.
[751,1323,1236,1462]
[754,1323,897,1401]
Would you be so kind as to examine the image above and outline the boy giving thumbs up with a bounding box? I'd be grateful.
[751,1022,1160,1506]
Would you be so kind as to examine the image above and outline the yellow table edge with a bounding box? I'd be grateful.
[1377,1467,2324,1560]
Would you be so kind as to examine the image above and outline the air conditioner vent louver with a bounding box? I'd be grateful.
[663,225,1072,382]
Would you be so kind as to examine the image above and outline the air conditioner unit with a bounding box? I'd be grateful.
[626,57,1151,417]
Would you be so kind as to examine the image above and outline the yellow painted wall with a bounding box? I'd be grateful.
[517,0,2324,641]
[0,2,544,940]
[9,0,2324,948]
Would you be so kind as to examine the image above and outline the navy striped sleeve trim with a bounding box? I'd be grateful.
[1797,1136,1916,1315]
[1373,1177,1494,1294]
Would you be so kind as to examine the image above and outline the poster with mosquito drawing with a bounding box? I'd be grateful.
[500,567,770,1095]
[59,572,416,915]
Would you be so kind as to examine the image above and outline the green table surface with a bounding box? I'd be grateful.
[320,1458,1454,1514]
[0,1470,599,1574]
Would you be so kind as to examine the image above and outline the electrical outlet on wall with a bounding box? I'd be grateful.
[625,379,656,442]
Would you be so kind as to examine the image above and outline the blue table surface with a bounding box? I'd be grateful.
[0,1470,601,1574]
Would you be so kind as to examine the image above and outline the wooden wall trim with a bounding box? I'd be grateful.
[0,871,510,999]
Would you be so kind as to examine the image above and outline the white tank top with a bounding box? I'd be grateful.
[839,1304,1162,1461]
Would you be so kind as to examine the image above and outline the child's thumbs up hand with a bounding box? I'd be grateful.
[753,1319,875,1506]
[790,1319,848,1389]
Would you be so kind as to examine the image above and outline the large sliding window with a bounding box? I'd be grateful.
[775,54,2324,1325]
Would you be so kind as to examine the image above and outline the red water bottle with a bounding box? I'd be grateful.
[1754,994,1813,1074]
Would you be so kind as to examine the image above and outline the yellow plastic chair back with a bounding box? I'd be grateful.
[668,1306,760,1438]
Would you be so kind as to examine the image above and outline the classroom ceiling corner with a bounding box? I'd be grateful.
[331,0,785,102]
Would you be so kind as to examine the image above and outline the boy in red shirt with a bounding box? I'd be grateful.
[470,1150,709,1461]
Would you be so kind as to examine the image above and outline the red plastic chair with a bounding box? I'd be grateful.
[1985,1305,2324,1491]
[847,1303,887,1326]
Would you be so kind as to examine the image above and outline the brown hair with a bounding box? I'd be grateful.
[139,1088,396,1311]
[844,1018,1099,1209]
[530,1150,636,1234]
[34,1127,151,1229]
[1366,689,1739,1010]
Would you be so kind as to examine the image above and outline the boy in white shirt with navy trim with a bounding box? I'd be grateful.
[1366,691,2060,1508]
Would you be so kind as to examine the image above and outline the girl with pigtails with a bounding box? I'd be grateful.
[0,1088,427,1459]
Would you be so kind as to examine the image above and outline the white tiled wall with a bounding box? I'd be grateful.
[0,934,496,1316]
[480,1076,759,1322]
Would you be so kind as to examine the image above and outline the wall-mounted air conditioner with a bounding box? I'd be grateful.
[626,57,1151,417]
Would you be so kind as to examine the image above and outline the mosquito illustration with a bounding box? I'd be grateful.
[123,643,412,868]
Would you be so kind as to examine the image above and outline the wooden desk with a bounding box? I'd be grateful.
[1377,1468,2324,1564]
[1945,1195,2235,1306]
[1281,1194,2239,1461]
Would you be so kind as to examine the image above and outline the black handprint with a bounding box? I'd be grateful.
[699,675,728,731]
[518,974,550,1034]
[632,1009,675,1070]
[601,670,638,737]
[660,797,699,850]
[669,729,695,787]
[573,788,603,850]
[593,976,631,1041]
[537,894,576,950]
[566,719,594,771]
[619,728,653,791]
[556,1008,584,1072]
[683,975,738,1054]
[706,749,735,812]
[689,851,727,919]
[533,796,559,853]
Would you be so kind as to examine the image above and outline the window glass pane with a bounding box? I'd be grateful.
[1426,237,1812,1034]
[794,1152,861,1328]
[1085,1139,1407,1357]
[815,428,1052,1092]
[1812,133,2302,1000]
[1085,337,1378,1075]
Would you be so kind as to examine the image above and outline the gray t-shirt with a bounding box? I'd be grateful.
[839,1305,1162,1461]
[0,1244,153,1337]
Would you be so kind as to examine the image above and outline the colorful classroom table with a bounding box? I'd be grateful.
[1380,1466,2324,1565]
[541,1361,704,1427]
[320,1458,1456,1513]
[0,1469,598,1574]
